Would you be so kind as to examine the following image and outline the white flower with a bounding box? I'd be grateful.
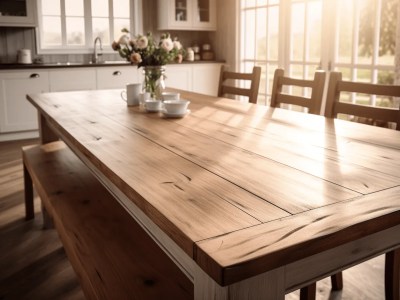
[118,34,130,45]
[161,37,174,52]
[137,36,148,49]
[173,41,182,50]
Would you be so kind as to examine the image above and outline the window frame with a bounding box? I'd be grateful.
[239,0,398,108]
[36,0,143,55]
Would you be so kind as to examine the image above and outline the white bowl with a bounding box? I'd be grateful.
[162,92,180,101]
[144,100,162,112]
[163,99,190,115]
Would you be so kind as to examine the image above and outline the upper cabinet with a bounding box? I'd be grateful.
[158,0,216,31]
[0,0,37,27]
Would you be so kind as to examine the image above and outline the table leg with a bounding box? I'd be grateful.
[24,164,34,220]
[194,266,285,300]
[38,113,59,144]
[385,248,400,300]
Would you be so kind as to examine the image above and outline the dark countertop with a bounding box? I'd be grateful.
[0,60,224,70]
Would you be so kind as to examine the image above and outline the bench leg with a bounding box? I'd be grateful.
[23,164,34,220]
[331,272,343,290]
[300,282,316,300]
[41,202,54,229]
[385,249,400,300]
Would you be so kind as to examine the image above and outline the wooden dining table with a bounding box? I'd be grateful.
[27,88,400,299]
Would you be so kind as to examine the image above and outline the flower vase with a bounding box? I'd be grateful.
[142,66,166,100]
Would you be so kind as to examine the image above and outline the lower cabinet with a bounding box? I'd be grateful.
[0,71,49,133]
[97,67,141,89]
[0,63,222,140]
[49,69,97,92]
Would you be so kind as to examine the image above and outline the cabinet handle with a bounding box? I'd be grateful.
[30,73,40,78]
[113,71,122,76]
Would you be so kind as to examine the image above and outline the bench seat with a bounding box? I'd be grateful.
[22,141,193,300]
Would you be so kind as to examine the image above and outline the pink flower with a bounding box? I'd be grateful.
[173,41,182,50]
[175,54,183,63]
[130,53,142,63]
[161,37,174,52]
[111,41,120,51]
[136,36,148,49]
[118,34,130,45]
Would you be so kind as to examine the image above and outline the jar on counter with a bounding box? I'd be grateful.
[186,48,194,61]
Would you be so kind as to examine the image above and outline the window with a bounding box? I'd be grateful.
[240,0,399,109]
[37,0,138,54]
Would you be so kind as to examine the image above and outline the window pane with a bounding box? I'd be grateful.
[93,18,110,44]
[114,0,130,18]
[307,1,322,61]
[66,17,85,45]
[114,18,130,40]
[244,9,256,59]
[92,0,109,17]
[41,0,60,15]
[268,6,279,61]
[256,7,267,60]
[378,0,397,65]
[291,2,305,61]
[65,0,84,16]
[42,16,62,46]
[358,0,375,64]
[337,0,353,63]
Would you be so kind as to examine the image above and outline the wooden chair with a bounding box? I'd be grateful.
[218,65,261,104]
[269,68,337,300]
[270,68,326,114]
[321,72,400,300]
[325,71,400,130]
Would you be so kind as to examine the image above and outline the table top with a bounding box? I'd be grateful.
[27,88,400,286]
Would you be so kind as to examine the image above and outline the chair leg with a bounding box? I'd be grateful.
[23,164,34,220]
[300,282,316,300]
[385,249,400,300]
[331,272,343,291]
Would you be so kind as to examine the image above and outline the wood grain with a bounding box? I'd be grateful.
[0,139,389,300]
[23,141,193,299]
[195,187,400,285]
[26,88,400,297]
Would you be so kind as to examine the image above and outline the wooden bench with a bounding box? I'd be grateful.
[22,141,193,300]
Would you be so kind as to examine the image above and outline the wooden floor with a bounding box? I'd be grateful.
[0,139,386,300]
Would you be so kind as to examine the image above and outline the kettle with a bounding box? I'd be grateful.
[17,49,32,64]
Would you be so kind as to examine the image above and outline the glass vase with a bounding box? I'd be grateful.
[142,66,166,100]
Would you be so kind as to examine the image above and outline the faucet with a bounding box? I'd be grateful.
[93,37,103,63]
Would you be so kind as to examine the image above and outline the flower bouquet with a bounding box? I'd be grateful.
[112,29,185,98]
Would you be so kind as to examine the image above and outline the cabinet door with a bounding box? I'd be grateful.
[158,0,193,30]
[193,0,216,30]
[97,67,140,89]
[49,69,96,92]
[0,71,49,133]
[192,63,221,96]
[164,65,192,91]
[0,0,36,27]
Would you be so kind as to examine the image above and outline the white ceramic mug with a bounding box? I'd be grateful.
[121,83,141,106]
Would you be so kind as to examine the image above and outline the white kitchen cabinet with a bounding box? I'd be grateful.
[164,65,193,91]
[192,63,221,96]
[0,0,37,27]
[0,70,48,133]
[158,0,216,31]
[96,66,140,89]
[49,68,96,92]
[0,63,222,140]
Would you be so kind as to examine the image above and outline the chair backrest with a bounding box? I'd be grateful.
[218,66,261,104]
[325,71,400,130]
[270,68,326,115]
